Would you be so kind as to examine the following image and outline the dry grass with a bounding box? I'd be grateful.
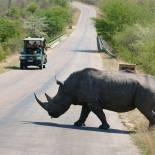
[72,7,81,26]
[0,53,19,74]
[101,52,155,155]
[120,111,155,155]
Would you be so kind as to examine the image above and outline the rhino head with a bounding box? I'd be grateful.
[34,79,71,118]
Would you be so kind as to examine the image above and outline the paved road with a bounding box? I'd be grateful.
[0,2,140,155]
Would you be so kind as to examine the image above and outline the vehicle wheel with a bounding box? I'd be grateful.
[20,63,24,69]
[25,65,27,69]
[39,63,43,69]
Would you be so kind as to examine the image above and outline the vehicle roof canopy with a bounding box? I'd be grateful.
[24,37,45,41]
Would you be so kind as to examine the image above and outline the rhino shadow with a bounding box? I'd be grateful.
[22,121,134,134]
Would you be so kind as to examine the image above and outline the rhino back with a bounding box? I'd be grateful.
[76,68,139,112]
[61,68,155,113]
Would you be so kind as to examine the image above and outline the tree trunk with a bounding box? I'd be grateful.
[8,0,12,9]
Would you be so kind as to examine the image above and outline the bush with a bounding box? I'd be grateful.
[23,16,48,37]
[0,18,19,43]
[113,24,155,74]
[26,2,39,14]
[39,6,72,37]
[0,44,10,61]
[53,0,69,7]
[95,0,152,41]
[0,0,72,62]
[8,7,21,18]
[95,0,155,75]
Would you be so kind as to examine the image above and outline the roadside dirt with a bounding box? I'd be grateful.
[0,53,19,74]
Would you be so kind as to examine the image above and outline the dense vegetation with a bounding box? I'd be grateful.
[95,0,155,75]
[77,0,97,4]
[0,0,72,61]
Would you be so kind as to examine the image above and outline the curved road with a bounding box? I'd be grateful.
[0,2,140,155]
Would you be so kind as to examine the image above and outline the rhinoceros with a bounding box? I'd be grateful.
[35,68,155,129]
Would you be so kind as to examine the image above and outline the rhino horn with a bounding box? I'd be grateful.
[34,93,48,110]
[45,93,53,102]
[55,76,64,86]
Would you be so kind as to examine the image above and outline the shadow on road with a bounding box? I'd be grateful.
[5,65,39,70]
[22,121,135,134]
[5,65,20,70]
[74,49,99,53]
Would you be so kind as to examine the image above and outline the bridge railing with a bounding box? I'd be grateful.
[97,36,116,58]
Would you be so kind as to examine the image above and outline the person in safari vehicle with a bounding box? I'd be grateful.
[20,37,47,69]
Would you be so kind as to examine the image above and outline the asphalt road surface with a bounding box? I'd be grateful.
[0,2,140,155]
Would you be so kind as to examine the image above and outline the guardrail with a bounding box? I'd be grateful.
[48,33,66,47]
[97,36,116,58]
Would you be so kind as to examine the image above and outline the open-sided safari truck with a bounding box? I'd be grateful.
[20,37,47,69]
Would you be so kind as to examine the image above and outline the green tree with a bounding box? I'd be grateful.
[23,16,48,37]
[40,6,71,37]
[0,18,18,43]
[26,2,39,14]
[8,7,20,18]
[52,0,68,7]
[95,0,142,40]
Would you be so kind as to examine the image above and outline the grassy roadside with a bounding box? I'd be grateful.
[95,0,155,75]
[0,7,81,74]
[101,52,155,155]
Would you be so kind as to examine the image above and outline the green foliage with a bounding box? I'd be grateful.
[26,2,39,14]
[77,0,97,4]
[95,0,145,40]
[0,18,19,43]
[96,0,155,75]
[23,16,48,37]
[39,6,72,37]
[0,44,8,61]
[0,0,72,62]
[53,0,69,7]
[95,18,116,40]
[8,7,21,18]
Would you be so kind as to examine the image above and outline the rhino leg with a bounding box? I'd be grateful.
[136,106,155,127]
[74,104,90,127]
[88,102,110,130]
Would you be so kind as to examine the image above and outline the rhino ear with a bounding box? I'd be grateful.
[45,93,53,102]
[55,76,64,87]
[34,93,48,111]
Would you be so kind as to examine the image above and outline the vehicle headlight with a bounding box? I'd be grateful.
[36,56,42,60]
[20,56,26,60]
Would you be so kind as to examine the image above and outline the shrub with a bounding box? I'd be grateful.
[0,45,6,61]
[23,16,48,37]
[95,0,155,75]
[95,0,150,41]
[0,18,19,43]
[8,7,21,18]
[26,2,39,14]
[39,6,72,37]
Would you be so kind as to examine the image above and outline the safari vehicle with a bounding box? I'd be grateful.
[20,37,47,69]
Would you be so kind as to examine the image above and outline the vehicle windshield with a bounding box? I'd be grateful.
[26,40,42,48]
[23,40,43,54]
